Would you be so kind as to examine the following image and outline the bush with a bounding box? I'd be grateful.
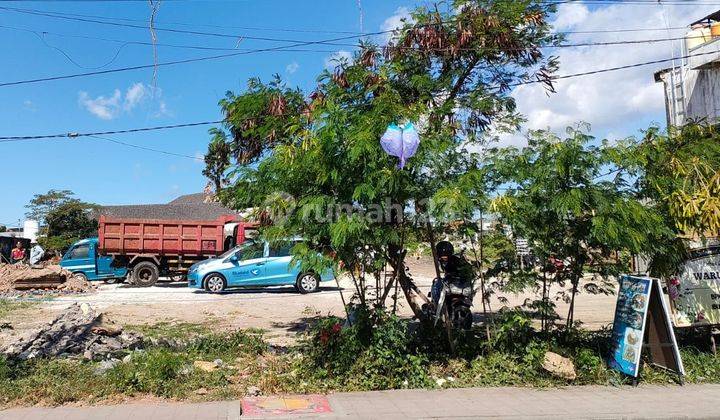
[297,309,433,390]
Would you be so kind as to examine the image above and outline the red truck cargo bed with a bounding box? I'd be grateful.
[98,215,237,256]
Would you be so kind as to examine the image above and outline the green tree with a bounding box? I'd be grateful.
[39,202,99,252]
[626,122,720,277]
[0,225,6,233]
[25,189,79,227]
[489,126,673,328]
[208,0,560,319]
[202,128,233,193]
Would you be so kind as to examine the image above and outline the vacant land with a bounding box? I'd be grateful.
[1,258,618,346]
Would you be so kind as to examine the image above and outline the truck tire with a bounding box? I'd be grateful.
[132,261,159,287]
[296,272,320,294]
[73,272,88,282]
[204,273,226,293]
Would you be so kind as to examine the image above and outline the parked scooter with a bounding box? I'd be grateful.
[432,276,475,330]
[428,241,476,330]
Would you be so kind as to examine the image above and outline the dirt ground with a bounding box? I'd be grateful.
[0,257,619,346]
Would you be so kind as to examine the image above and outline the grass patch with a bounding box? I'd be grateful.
[124,322,212,340]
[0,299,35,319]
[1,313,720,408]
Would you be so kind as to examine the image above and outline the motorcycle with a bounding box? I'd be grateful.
[431,277,475,330]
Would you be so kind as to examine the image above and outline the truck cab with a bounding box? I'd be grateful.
[60,238,128,282]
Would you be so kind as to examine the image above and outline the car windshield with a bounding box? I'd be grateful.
[220,241,265,261]
[217,241,256,259]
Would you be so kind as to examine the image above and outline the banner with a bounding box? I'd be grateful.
[669,248,720,327]
[609,275,685,380]
[609,275,652,377]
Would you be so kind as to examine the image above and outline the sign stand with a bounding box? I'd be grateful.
[609,275,685,384]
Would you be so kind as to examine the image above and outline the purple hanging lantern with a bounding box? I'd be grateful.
[380,122,420,169]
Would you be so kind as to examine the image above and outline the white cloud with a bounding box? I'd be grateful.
[79,82,170,120]
[22,100,36,112]
[381,7,413,42]
[78,89,122,120]
[324,50,353,69]
[286,61,299,74]
[124,82,148,111]
[505,3,716,145]
[552,3,589,30]
[154,100,173,118]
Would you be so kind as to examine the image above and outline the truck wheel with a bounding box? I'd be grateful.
[132,262,159,287]
[296,273,319,294]
[204,273,226,293]
[73,272,88,282]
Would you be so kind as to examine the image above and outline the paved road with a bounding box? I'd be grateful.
[3,384,719,419]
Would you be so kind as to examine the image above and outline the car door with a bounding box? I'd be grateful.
[94,246,115,278]
[63,243,95,279]
[264,241,299,285]
[221,241,268,286]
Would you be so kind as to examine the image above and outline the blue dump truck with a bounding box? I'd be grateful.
[60,237,128,282]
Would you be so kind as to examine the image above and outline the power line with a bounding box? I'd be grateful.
[3,48,720,141]
[1,22,708,55]
[0,24,339,53]
[0,29,387,88]
[0,120,222,141]
[0,6,365,46]
[508,49,720,89]
[0,4,699,41]
[3,26,718,89]
[0,5,363,35]
[87,135,203,161]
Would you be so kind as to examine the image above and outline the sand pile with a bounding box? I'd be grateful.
[0,263,93,293]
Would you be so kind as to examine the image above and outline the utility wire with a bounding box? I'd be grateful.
[3,48,720,141]
[0,6,369,46]
[87,135,203,161]
[0,28,390,88]
[3,28,719,89]
[0,120,222,141]
[1,22,709,55]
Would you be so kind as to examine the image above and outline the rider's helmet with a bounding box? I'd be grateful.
[436,241,454,258]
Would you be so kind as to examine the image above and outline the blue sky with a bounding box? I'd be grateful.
[0,1,714,227]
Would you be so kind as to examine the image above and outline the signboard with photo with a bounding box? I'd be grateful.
[668,247,720,327]
[609,275,684,381]
[609,275,652,377]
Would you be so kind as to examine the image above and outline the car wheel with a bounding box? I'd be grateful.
[104,277,122,285]
[296,273,319,294]
[204,273,226,293]
[132,262,159,287]
[170,273,186,282]
[73,272,88,282]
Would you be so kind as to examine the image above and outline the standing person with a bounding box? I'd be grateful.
[10,241,26,264]
[29,243,45,265]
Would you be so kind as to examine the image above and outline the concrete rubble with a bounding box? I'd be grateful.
[1,303,143,360]
[0,263,94,294]
[542,351,577,381]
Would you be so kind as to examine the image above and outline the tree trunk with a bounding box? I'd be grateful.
[566,277,578,329]
[390,252,429,319]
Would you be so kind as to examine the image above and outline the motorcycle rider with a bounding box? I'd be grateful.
[431,240,474,305]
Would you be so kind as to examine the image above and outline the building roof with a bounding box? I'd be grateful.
[168,192,210,205]
[692,10,720,26]
[97,193,237,221]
